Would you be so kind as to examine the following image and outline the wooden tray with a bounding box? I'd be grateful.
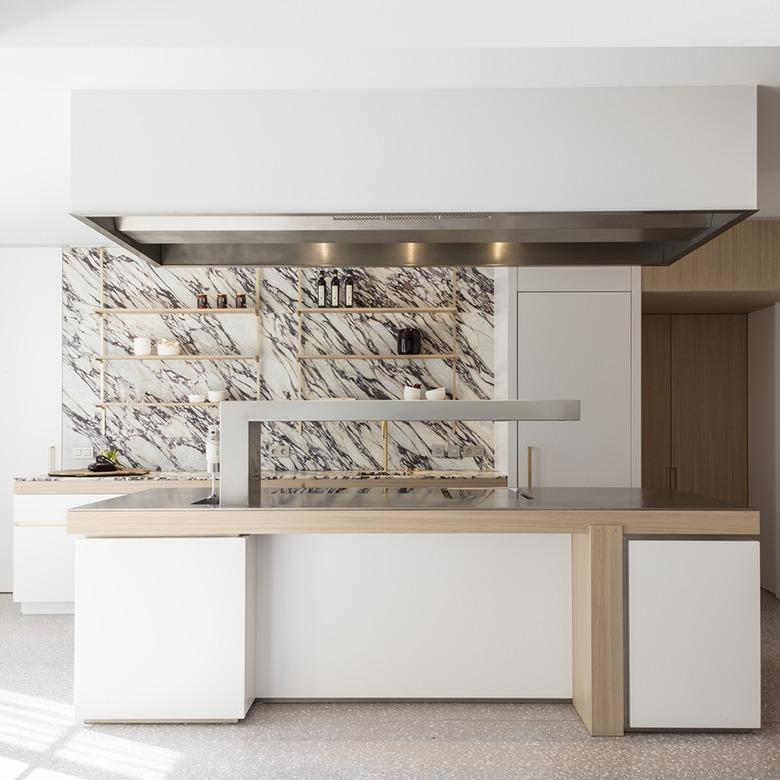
[47,468,151,478]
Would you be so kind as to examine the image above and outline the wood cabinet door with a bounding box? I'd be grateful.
[641,315,671,490]
[670,314,747,505]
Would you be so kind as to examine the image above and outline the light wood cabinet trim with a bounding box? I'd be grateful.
[572,531,592,729]
[67,508,759,538]
[643,220,780,293]
[572,525,624,737]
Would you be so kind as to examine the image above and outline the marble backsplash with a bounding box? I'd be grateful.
[62,248,494,472]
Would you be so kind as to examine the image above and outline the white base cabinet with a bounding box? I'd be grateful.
[13,493,120,614]
[628,540,761,729]
[75,536,256,722]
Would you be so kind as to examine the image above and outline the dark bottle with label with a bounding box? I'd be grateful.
[316,270,327,307]
[330,270,340,308]
[344,272,354,308]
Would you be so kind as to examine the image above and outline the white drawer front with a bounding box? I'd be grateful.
[13,525,77,602]
[14,494,120,526]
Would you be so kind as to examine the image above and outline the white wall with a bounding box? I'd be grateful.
[71,87,757,215]
[0,248,62,591]
[748,304,779,594]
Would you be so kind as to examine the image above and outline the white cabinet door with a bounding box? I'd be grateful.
[516,292,632,487]
[75,537,253,721]
[0,248,62,592]
[628,540,761,729]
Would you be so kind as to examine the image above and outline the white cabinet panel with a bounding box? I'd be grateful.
[516,292,632,487]
[75,537,252,722]
[13,526,76,603]
[516,267,632,292]
[256,534,572,699]
[628,540,761,729]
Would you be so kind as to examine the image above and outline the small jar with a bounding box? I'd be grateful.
[216,293,228,309]
[196,293,208,309]
[235,293,247,309]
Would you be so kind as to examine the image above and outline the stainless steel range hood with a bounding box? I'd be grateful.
[73,210,753,268]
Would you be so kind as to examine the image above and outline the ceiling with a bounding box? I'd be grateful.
[1,1,780,247]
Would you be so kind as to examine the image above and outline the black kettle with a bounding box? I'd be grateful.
[397,327,422,355]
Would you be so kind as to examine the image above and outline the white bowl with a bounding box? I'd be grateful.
[156,341,181,356]
[188,394,206,404]
[207,389,229,402]
[133,337,152,356]
[425,387,447,401]
[403,386,422,400]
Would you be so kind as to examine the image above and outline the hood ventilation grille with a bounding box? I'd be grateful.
[73,210,754,269]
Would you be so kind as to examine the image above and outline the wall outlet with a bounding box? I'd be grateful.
[462,445,485,458]
[431,444,446,458]
[270,444,290,458]
[72,446,94,460]
[445,444,461,459]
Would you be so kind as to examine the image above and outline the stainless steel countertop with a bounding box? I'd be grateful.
[71,486,746,514]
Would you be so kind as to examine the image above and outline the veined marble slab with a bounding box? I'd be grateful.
[63,249,494,471]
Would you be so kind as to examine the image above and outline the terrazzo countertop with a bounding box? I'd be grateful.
[16,470,506,482]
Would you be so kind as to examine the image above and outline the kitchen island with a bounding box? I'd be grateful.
[68,486,760,736]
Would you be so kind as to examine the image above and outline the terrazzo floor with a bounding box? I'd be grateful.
[0,592,778,780]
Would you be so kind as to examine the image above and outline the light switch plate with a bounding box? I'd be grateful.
[270,444,290,458]
[462,445,485,458]
[431,444,446,458]
[445,444,461,458]
[72,447,94,459]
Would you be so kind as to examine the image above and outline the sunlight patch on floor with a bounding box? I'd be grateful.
[55,731,180,780]
[0,688,180,780]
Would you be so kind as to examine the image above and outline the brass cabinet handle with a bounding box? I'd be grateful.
[666,465,678,490]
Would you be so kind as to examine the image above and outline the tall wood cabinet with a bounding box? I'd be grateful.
[642,314,747,505]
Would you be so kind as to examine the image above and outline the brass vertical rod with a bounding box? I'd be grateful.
[450,269,458,436]
[255,268,262,401]
[527,445,533,490]
[99,248,107,436]
[296,270,304,433]
[381,420,389,473]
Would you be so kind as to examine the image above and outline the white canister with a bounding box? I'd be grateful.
[133,337,152,356]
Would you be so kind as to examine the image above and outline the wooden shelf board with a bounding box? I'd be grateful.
[97,402,220,408]
[298,306,456,315]
[95,354,257,362]
[297,353,457,361]
[96,308,254,315]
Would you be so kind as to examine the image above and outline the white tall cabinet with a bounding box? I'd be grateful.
[496,267,641,489]
[0,248,62,593]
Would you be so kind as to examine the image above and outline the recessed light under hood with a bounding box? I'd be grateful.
[72,211,753,268]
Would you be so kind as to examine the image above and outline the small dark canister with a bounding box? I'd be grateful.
[235,293,247,309]
[216,293,228,309]
[196,293,208,309]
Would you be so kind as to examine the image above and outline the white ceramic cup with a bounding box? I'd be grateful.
[425,387,447,401]
[133,337,152,356]
[403,386,422,400]
[207,389,229,402]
